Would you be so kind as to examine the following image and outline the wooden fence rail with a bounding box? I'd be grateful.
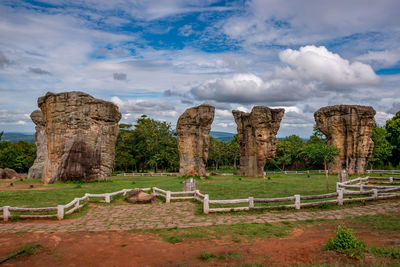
[2,176,399,221]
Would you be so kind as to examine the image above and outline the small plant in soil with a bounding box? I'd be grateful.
[369,246,400,260]
[325,225,366,259]
[199,251,218,262]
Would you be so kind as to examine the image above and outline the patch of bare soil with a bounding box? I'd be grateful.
[0,223,398,266]
[0,182,67,191]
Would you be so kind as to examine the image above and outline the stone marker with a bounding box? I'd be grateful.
[233,106,284,177]
[125,188,156,204]
[31,91,121,183]
[177,104,215,177]
[182,178,197,191]
[338,169,348,183]
[314,105,375,174]
[28,110,47,179]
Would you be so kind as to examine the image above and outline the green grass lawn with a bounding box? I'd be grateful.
[0,173,340,208]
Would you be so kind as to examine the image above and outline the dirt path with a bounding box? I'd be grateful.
[1,222,399,267]
[1,201,399,233]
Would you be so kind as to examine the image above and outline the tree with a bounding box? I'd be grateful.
[114,116,179,173]
[0,131,3,141]
[228,134,240,169]
[0,140,37,172]
[271,135,304,170]
[385,111,400,167]
[369,123,393,169]
[302,143,340,192]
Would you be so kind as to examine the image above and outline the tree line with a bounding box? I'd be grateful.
[0,111,399,174]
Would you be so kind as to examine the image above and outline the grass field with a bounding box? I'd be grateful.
[1,173,346,208]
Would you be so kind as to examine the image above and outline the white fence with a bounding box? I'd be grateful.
[2,176,399,221]
[1,188,150,221]
[366,170,400,175]
[116,173,178,177]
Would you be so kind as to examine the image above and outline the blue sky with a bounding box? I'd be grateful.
[0,0,399,137]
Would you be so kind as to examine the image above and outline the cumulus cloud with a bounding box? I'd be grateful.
[110,96,179,119]
[191,46,381,104]
[276,46,381,88]
[29,67,51,75]
[386,102,400,115]
[179,25,194,37]
[113,72,127,80]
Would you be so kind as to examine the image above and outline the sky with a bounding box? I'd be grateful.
[0,0,399,138]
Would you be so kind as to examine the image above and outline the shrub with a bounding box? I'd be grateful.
[326,225,366,259]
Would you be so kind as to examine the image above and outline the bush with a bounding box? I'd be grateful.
[326,225,366,259]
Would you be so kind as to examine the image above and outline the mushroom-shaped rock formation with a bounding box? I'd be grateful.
[233,106,285,177]
[31,91,121,183]
[314,105,376,174]
[177,104,215,177]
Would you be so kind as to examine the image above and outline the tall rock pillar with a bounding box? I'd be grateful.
[314,105,375,174]
[233,106,284,177]
[34,91,121,183]
[27,110,48,179]
[177,104,215,177]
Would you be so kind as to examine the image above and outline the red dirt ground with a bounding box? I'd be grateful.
[1,222,398,266]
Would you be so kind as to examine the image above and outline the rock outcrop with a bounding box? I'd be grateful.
[28,110,47,179]
[314,105,376,174]
[233,106,285,177]
[32,91,121,183]
[177,104,215,177]
[125,189,156,204]
[0,168,20,179]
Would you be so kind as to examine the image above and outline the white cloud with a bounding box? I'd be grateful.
[356,48,400,68]
[191,46,380,104]
[277,46,381,88]
[110,96,179,119]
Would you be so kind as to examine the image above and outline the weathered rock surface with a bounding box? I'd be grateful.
[314,105,376,174]
[34,91,121,183]
[28,110,47,179]
[125,188,156,204]
[177,104,215,177]
[182,178,197,191]
[0,168,20,179]
[233,106,285,177]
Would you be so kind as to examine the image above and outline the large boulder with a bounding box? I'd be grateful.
[28,110,47,179]
[314,105,376,174]
[233,106,285,177]
[177,104,215,177]
[2,168,19,179]
[125,189,156,204]
[32,91,121,183]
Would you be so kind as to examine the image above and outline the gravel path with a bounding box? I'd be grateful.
[1,201,399,233]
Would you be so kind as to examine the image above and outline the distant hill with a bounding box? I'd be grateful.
[1,132,35,143]
[210,131,235,142]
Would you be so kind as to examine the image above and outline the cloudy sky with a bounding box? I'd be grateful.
[1,0,399,138]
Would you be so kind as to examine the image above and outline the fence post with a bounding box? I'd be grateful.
[195,190,200,201]
[152,187,156,196]
[75,198,80,209]
[57,205,64,220]
[389,177,393,183]
[3,206,10,222]
[248,197,254,209]
[338,189,343,205]
[85,193,90,200]
[294,195,300,210]
[360,184,364,192]
[372,189,378,199]
[105,194,111,203]
[203,194,209,214]
[166,191,171,203]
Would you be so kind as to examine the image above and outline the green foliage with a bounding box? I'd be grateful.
[326,225,366,259]
[199,251,218,262]
[369,123,393,169]
[207,135,240,170]
[369,246,400,259]
[271,135,304,171]
[114,115,179,172]
[385,111,400,167]
[0,140,36,172]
